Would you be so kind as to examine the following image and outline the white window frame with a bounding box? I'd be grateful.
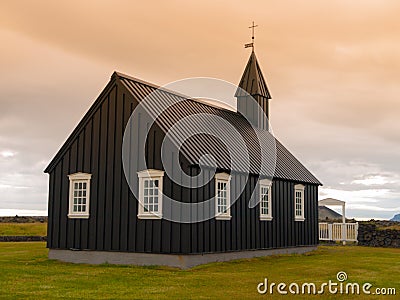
[294,184,305,221]
[68,172,92,219]
[215,172,231,220]
[259,179,273,221]
[137,169,164,219]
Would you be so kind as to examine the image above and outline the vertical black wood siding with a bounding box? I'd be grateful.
[47,78,319,253]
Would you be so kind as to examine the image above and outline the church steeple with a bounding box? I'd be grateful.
[235,50,271,130]
[236,50,271,99]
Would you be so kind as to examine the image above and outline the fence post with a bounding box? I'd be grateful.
[342,223,346,245]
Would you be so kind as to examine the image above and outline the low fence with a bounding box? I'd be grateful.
[319,223,358,242]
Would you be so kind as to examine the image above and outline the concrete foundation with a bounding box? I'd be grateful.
[49,246,317,269]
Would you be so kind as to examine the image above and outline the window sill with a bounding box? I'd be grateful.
[138,213,162,220]
[68,214,89,219]
[215,215,232,220]
[260,216,273,221]
[295,217,305,222]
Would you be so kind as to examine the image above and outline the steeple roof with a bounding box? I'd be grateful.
[235,50,271,99]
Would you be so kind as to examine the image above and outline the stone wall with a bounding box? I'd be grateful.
[0,235,47,242]
[0,216,47,223]
[358,221,400,248]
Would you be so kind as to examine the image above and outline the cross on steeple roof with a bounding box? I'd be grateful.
[245,21,258,49]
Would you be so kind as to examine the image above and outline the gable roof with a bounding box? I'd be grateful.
[119,73,321,185]
[45,71,321,185]
[235,50,271,99]
[318,198,345,206]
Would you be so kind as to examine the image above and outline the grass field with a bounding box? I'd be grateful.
[0,223,47,236]
[378,224,400,231]
[0,243,398,299]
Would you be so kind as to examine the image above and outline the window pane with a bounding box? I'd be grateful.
[295,188,303,217]
[141,176,163,214]
[217,180,228,214]
[260,185,271,217]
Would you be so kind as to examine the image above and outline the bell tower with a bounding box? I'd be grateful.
[235,22,271,130]
[235,50,271,130]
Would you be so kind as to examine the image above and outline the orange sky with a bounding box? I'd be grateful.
[0,0,399,218]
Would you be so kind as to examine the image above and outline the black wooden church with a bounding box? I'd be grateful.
[45,49,321,268]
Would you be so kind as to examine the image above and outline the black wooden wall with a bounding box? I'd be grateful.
[47,76,319,254]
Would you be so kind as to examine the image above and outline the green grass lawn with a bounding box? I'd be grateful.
[0,243,398,299]
[0,223,47,236]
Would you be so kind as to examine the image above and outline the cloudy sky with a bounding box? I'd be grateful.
[0,0,399,219]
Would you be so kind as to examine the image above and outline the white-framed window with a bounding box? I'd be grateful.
[68,172,92,219]
[259,179,272,221]
[294,184,305,221]
[137,169,164,219]
[215,172,231,220]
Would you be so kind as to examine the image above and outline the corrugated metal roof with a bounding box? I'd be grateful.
[119,74,321,185]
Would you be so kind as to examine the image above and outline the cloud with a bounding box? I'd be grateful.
[351,173,399,186]
[0,209,47,216]
[0,28,110,212]
[0,150,16,158]
[347,204,400,212]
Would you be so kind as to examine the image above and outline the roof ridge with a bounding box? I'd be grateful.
[116,71,238,114]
